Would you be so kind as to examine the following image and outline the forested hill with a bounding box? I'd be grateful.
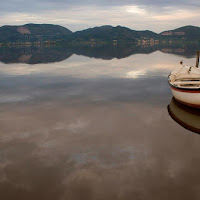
[160,25,200,40]
[71,25,158,42]
[0,24,72,43]
[0,24,200,43]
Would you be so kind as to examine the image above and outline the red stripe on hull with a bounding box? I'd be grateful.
[171,86,200,93]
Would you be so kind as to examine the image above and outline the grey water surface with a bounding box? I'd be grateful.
[0,45,200,200]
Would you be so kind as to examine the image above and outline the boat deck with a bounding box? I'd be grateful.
[169,77,200,89]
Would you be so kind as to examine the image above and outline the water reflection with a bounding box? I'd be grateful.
[1,47,200,200]
[1,97,200,200]
[168,98,200,134]
[0,46,73,64]
[1,43,200,64]
[0,51,174,104]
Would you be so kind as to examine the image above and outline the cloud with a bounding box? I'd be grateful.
[1,0,200,13]
[0,0,200,32]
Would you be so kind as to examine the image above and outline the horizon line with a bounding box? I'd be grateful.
[0,23,199,34]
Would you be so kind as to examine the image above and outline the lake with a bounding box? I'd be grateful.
[0,45,200,200]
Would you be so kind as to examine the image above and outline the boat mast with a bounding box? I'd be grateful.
[195,51,200,68]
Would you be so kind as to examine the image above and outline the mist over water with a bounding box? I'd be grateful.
[0,45,200,200]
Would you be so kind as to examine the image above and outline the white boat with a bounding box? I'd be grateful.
[168,51,200,109]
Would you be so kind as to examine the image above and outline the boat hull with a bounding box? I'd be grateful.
[170,85,200,109]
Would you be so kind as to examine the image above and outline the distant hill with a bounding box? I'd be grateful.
[0,24,159,43]
[160,25,200,40]
[1,24,200,43]
[72,25,158,42]
[0,24,72,43]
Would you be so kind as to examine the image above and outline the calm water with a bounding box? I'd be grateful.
[0,45,200,200]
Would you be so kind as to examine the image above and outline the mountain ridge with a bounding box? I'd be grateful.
[0,24,200,43]
[0,24,72,43]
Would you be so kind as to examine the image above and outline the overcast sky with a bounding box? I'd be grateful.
[1,0,200,32]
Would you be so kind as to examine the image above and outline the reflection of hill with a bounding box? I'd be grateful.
[0,46,73,64]
[0,43,200,64]
[69,44,159,60]
[0,45,159,63]
[159,43,200,58]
